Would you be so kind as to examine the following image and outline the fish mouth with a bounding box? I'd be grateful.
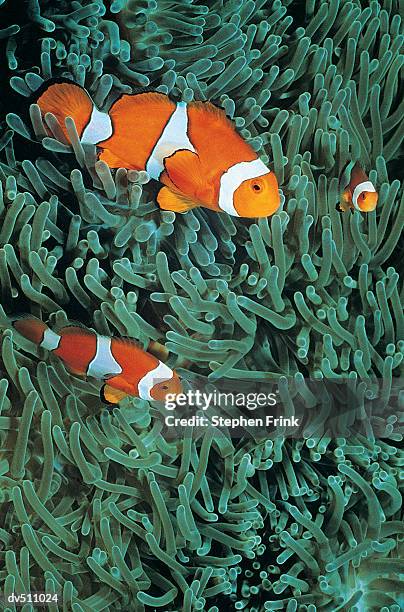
[360,197,378,212]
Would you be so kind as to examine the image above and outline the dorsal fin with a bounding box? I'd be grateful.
[188,101,234,128]
[350,162,368,186]
[113,336,142,349]
[108,92,175,116]
[59,325,95,336]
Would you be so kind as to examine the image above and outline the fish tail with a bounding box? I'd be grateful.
[12,316,61,351]
[35,80,94,143]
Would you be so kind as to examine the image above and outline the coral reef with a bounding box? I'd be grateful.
[0,0,402,610]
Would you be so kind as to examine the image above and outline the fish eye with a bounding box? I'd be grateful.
[161,384,168,390]
[251,180,263,193]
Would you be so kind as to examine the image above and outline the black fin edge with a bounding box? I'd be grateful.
[100,384,112,405]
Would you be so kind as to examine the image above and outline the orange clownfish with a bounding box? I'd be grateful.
[13,318,181,404]
[337,162,378,213]
[35,81,280,218]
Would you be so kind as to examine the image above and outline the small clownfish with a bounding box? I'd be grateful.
[35,80,280,218]
[337,162,378,213]
[13,318,182,404]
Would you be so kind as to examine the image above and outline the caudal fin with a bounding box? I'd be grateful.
[13,316,50,345]
[13,316,62,351]
[36,81,94,143]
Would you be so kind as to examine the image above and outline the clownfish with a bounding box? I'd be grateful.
[35,80,280,218]
[13,317,181,404]
[337,162,378,213]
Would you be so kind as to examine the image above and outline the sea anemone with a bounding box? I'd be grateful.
[0,0,402,610]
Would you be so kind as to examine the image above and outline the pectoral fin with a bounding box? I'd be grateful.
[164,150,204,195]
[100,384,129,405]
[157,187,197,213]
[337,191,350,213]
[98,148,130,169]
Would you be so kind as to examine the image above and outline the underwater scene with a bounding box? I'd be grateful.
[0,0,403,610]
